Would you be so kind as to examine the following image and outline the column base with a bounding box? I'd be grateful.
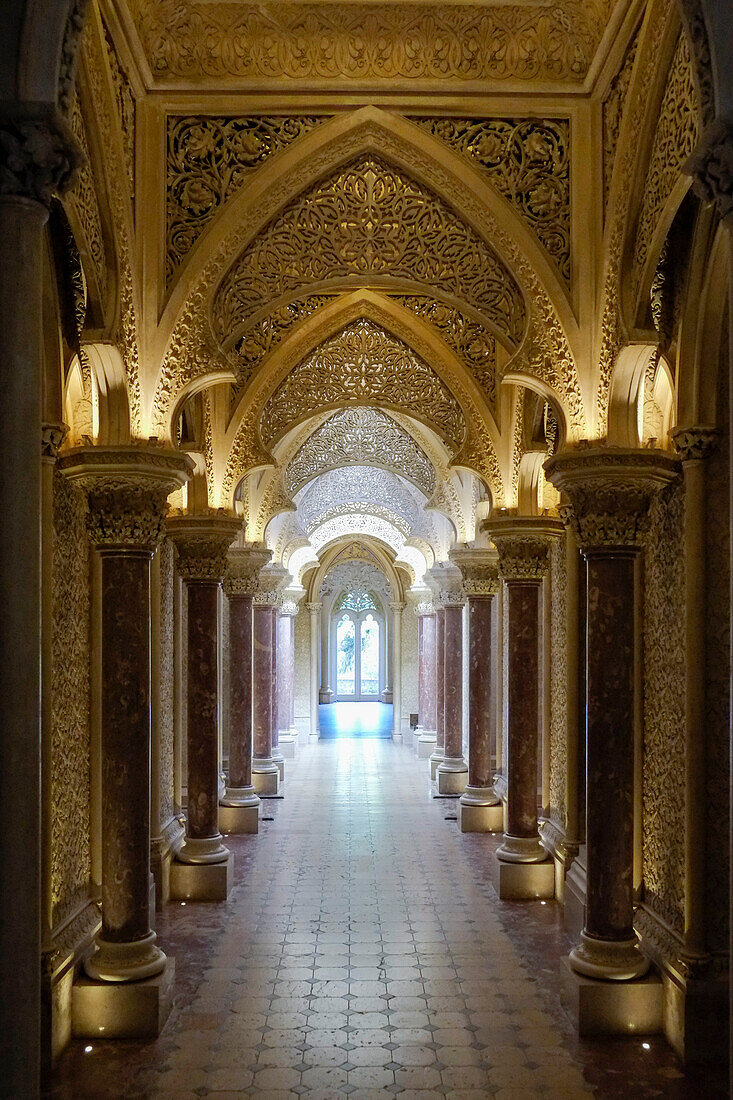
[497,857,555,900]
[380,689,393,703]
[279,733,298,759]
[271,751,286,781]
[458,790,502,833]
[569,930,650,981]
[84,931,166,983]
[308,732,320,743]
[561,957,662,1036]
[436,757,468,795]
[417,731,437,759]
[319,689,334,704]
[392,731,403,743]
[219,803,259,834]
[170,850,234,902]
[412,729,422,753]
[177,835,230,865]
[497,833,547,863]
[73,958,175,1040]
[429,748,444,780]
[252,762,280,795]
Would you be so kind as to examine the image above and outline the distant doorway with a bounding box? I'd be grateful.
[318,701,393,739]
[332,593,384,700]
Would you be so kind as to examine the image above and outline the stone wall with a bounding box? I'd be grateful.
[642,477,686,935]
[549,536,568,832]
[51,470,92,926]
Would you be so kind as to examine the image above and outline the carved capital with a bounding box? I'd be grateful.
[544,447,680,550]
[685,116,733,222]
[450,547,499,597]
[0,114,83,206]
[389,600,407,613]
[482,516,562,581]
[279,586,305,618]
[58,446,194,551]
[168,515,243,582]
[306,601,322,613]
[252,562,290,606]
[42,421,69,462]
[223,544,272,598]
[415,600,435,618]
[672,425,719,463]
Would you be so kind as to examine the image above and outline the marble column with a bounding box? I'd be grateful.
[546,447,678,979]
[390,601,405,741]
[278,589,303,758]
[0,116,79,1095]
[59,448,192,981]
[429,606,446,779]
[271,603,284,779]
[415,600,437,757]
[307,602,322,741]
[485,518,562,873]
[451,549,502,830]
[436,566,468,794]
[220,545,271,833]
[252,565,286,792]
[168,515,241,869]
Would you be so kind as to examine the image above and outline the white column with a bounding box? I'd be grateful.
[307,602,321,741]
[390,601,405,742]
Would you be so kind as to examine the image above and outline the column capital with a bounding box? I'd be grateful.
[41,421,69,463]
[450,547,499,597]
[544,446,680,551]
[685,115,733,224]
[253,562,290,606]
[415,599,435,617]
[482,515,563,581]
[0,112,83,206]
[224,544,272,598]
[279,586,305,617]
[58,446,194,551]
[168,514,243,582]
[389,600,407,613]
[671,425,719,463]
[306,600,322,613]
[426,561,464,607]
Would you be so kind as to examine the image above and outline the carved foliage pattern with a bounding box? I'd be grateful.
[103,25,135,205]
[166,116,325,282]
[213,157,526,348]
[233,294,333,384]
[549,535,567,831]
[158,539,176,826]
[67,90,108,310]
[642,478,685,934]
[51,469,92,922]
[416,117,570,286]
[285,406,436,497]
[131,0,611,84]
[632,33,699,294]
[602,31,639,213]
[260,319,465,449]
[297,465,424,535]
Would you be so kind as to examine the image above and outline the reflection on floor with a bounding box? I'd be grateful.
[46,739,724,1099]
[318,701,393,739]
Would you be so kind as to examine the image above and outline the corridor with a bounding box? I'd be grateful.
[318,703,394,739]
[48,742,717,1099]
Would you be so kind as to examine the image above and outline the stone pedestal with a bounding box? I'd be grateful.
[451,549,501,832]
[168,516,241,879]
[436,575,468,795]
[170,851,234,902]
[429,606,445,780]
[60,449,192,988]
[219,803,259,834]
[561,958,662,1036]
[498,859,555,900]
[546,447,679,980]
[484,518,561,879]
[72,959,175,1040]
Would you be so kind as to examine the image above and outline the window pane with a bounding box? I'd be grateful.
[336,615,356,695]
[360,614,380,696]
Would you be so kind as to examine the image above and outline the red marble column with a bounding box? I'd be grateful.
[169,516,241,864]
[437,595,468,793]
[416,603,437,753]
[252,588,280,793]
[486,518,561,864]
[545,446,678,979]
[271,605,283,766]
[429,607,446,775]
[60,448,192,981]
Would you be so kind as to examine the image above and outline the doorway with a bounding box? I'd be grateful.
[332,592,384,701]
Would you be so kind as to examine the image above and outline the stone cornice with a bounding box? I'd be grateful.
[58,445,194,551]
[168,513,243,581]
[544,447,680,550]
[450,547,499,597]
[224,544,272,597]
[481,515,563,580]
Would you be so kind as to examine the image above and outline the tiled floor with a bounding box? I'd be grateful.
[47,740,726,1098]
[318,702,393,739]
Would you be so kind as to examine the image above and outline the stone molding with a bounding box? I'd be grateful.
[42,421,69,462]
[224,544,272,597]
[450,547,499,597]
[0,113,83,206]
[685,115,733,223]
[305,601,322,612]
[671,425,719,463]
[544,447,680,550]
[168,514,243,581]
[58,446,194,551]
[482,515,563,580]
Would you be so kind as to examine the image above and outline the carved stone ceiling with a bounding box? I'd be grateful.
[321,561,392,601]
[213,156,526,349]
[260,318,465,450]
[284,407,436,497]
[296,465,427,536]
[126,0,615,87]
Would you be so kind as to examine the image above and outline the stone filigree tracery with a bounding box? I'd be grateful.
[260,319,465,450]
[415,117,570,286]
[284,407,436,497]
[213,156,526,348]
[296,465,425,535]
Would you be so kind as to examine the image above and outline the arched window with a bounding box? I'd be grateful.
[331,594,384,700]
[336,589,377,614]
